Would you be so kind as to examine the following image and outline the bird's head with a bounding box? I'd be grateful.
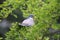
[28,14,34,18]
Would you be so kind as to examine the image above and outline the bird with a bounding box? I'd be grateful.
[0,19,11,40]
[19,14,35,26]
[48,27,60,34]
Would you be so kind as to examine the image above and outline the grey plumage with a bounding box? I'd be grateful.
[19,14,35,26]
[0,19,11,37]
[48,27,60,34]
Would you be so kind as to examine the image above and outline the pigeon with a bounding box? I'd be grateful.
[48,27,60,34]
[19,14,35,26]
[0,19,11,40]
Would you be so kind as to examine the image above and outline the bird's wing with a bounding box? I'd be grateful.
[21,18,34,26]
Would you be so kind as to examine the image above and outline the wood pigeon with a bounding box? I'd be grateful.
[19,14,35,26]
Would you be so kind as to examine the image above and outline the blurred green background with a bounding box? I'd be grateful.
[0,0,60,40]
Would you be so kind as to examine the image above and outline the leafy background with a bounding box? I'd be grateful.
[0,0,60,40]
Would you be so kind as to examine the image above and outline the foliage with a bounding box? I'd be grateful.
[0,0,60,40]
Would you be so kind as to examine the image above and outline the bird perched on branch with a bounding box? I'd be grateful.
[19,14,35,26]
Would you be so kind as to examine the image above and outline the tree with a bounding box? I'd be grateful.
[0,0,60,40]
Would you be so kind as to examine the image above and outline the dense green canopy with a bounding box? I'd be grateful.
[0,0,60,40]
